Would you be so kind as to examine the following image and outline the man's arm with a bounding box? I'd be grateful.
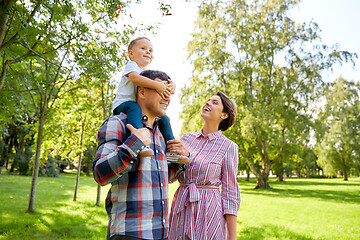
[93,117,149,186]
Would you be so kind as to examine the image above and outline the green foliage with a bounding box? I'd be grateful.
[315,77,360,180]
[15,144,34,175]
[39,153,61,177]
[0,119,35,175]
[181,0,357,188]
[0,0,171,212]
[82,142,97,175]
[0,0,169,160]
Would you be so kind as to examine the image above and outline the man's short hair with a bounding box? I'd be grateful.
[140,70,171,83]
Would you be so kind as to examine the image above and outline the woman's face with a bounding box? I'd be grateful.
[201,95,228,123]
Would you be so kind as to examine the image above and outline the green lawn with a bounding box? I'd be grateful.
[237,178,360,240]
[0,173,359,240]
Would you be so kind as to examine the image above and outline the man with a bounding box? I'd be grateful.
[93,70,189,240]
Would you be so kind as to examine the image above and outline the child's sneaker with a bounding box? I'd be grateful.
[138,146,154,158]
[166,152,189,164]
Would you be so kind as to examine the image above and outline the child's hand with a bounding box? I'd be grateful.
[168,79,176,95]
[163,85,172,98]
[155,81,171,99]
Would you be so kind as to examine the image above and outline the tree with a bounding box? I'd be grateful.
[180,0,356,188]
[0,98,36,174]
[315,77,360,180]
[1,0,171,212]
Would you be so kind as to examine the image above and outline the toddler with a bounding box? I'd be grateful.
[112,37,187,163]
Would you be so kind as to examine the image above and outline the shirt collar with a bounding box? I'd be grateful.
[196,129,222,141]
[142,114,160,130]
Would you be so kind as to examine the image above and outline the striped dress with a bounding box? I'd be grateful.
[168,130,240,240]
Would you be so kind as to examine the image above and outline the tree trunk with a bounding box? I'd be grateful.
[255,157,271,189]
[0,0,17,90]
[255,175,271,189]
[341,157,348,181]
[95,86,108,206]
[85,144,90,176]
[96,184,101,206]
[0,0,17,49]
[245,168,250,182]
[343,169,348,181]
[27,108,46,213]
[73,120,85,201]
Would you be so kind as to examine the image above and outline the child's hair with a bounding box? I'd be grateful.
[128,37,151,51]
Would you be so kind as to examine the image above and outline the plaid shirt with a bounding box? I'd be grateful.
[93,113,184,240]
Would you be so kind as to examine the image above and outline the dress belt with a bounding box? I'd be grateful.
[176,183,219,214]
[176,183,219,239]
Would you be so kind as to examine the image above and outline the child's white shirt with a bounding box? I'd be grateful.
[112,61,143,111]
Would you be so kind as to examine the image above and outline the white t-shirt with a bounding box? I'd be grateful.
[112,61,143,111]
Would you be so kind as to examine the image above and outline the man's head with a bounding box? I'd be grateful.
[137,70,172,121]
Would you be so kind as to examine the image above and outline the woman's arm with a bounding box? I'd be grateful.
[225,214,238,240]
[221,141,241,237]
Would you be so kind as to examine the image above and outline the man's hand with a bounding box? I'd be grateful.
[126,124,151,146]
[166,139,189,157]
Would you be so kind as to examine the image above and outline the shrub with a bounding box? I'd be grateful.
[40,155,60,177]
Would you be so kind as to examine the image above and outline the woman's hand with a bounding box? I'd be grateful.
[166,139,189,157]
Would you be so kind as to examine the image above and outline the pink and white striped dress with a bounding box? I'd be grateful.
[168,130,240,240]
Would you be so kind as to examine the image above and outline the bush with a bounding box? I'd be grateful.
[17,144,34,175]
[40,155,60,177]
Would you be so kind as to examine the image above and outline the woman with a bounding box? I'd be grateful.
[168,92,240,240]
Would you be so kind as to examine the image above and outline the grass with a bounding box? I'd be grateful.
[0,173,359,240]
[237,177,360,240]
[0,172,110,240]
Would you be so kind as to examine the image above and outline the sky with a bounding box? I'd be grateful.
[127,0,360,138]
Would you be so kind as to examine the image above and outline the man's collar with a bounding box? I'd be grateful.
[142,114,159,130]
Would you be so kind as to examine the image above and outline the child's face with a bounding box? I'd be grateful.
[128,38,153,69]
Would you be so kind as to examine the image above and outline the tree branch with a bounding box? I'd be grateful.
[0,0,43,53]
